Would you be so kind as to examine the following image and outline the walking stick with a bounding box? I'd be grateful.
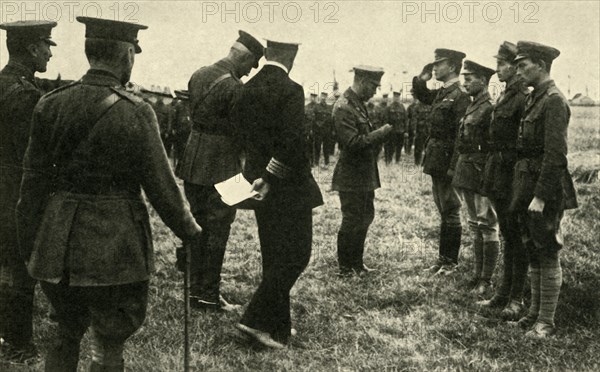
[183,240,191,372]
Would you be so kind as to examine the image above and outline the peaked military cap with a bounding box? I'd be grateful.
[237,30,264,67]
[174,89,190,100]
[393,91,401,97]
[0,20,57,46]
[76,16,148,53]
[513,41,560,64]
[265,39,300,52]
[310,93,318,97]
[494,41,518,62]
[382,93,389,98]
[432,48,466,65]
[352,65,385,84]
[461,60,496,80]
[320,92,328,96]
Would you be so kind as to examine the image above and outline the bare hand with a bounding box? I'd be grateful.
[251,178,270,201]
[381,124,393,134]
[528,196,545,216]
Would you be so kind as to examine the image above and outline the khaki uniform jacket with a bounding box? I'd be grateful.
[407,100,432,138]
[510,80,577,212]
[412,77,471,178]
[176,59,242,185]
[481,77,528,200]
[452,91,493,192]
[332,88,388,192]
[0,62,42,260]
[17,70,200,286]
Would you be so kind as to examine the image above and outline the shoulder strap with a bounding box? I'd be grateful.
[199,73,232,103]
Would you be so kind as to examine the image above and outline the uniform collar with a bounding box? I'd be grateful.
[215,58,240,81]
[344,87,368,116]
[505,75,521,92]
[443,77,460,89]
[532,79,555,98]
[81,69,123,87]
[473,89,491,105]
[2,60,36,84]
[264,61,289,74]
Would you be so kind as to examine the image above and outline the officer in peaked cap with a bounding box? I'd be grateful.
[384,90,408,164]
[175,30,263,313]
[17,17,201,370]
[314,91,333,166]
[452,59,499,296]
[332,65,392,276]
[412,48,470,276]
[478,41,530,319]
[305,93,318,166]
[0,20,56,364]
[510,41,576,339]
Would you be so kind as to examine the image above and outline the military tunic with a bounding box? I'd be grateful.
[332,87,391,272]
[17,69,200,285]
[0,61,42,348]
[511,80,577,253]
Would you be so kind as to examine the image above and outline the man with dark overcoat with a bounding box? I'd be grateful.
[233,39,323,348]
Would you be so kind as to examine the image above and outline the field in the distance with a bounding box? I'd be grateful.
[7,106,600,371]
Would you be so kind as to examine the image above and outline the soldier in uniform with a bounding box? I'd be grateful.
[384,91,408,164]
[16,17,202,371]
[305,93,318,166]
[332,66,393,276]
[407,94,431,166]
[320,92,336,165]
[477,42,529,320]
[175,30,264,311]
[0,20,56,363]
[510,41,577,338]
[412,49,470,275]
[170,89,192,167]
[373,93,389,159]
[233,39,323,348]
[313,91,332,166]
[451,60,499,295]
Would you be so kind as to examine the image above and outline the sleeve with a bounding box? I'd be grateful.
[134,104,201,241]
[334,104,390,152]
[411,77,437,105]
[16,99,53,260]
[262,86,306,185]
[10,89,42,164]
[534,95,570,201]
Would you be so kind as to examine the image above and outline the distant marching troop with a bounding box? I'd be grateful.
[0,15,577,371]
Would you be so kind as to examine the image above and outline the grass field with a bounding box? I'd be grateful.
[6,106,600,371]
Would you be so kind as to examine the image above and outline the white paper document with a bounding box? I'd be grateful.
[214,173,258,206]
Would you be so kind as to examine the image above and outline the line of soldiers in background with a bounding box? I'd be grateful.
[304,90,433,167]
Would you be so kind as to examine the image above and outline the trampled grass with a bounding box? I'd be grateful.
[6,107,600,371]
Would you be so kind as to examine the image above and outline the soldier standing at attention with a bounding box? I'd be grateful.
[407,95,431,166]
[176,30,264,311]
[305,93,318,166]
[16,17,202,371]
[0,20,56,364]
[477,42,529,320]
[412,49,470,275]
[332,66,393,276]
[234,39,323,348]
[313,91,331,166]
[511,41,577,338]
[384,91,408,164]
[450,60,499,295]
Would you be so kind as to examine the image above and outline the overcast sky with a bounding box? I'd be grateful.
[1,0,599,100]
